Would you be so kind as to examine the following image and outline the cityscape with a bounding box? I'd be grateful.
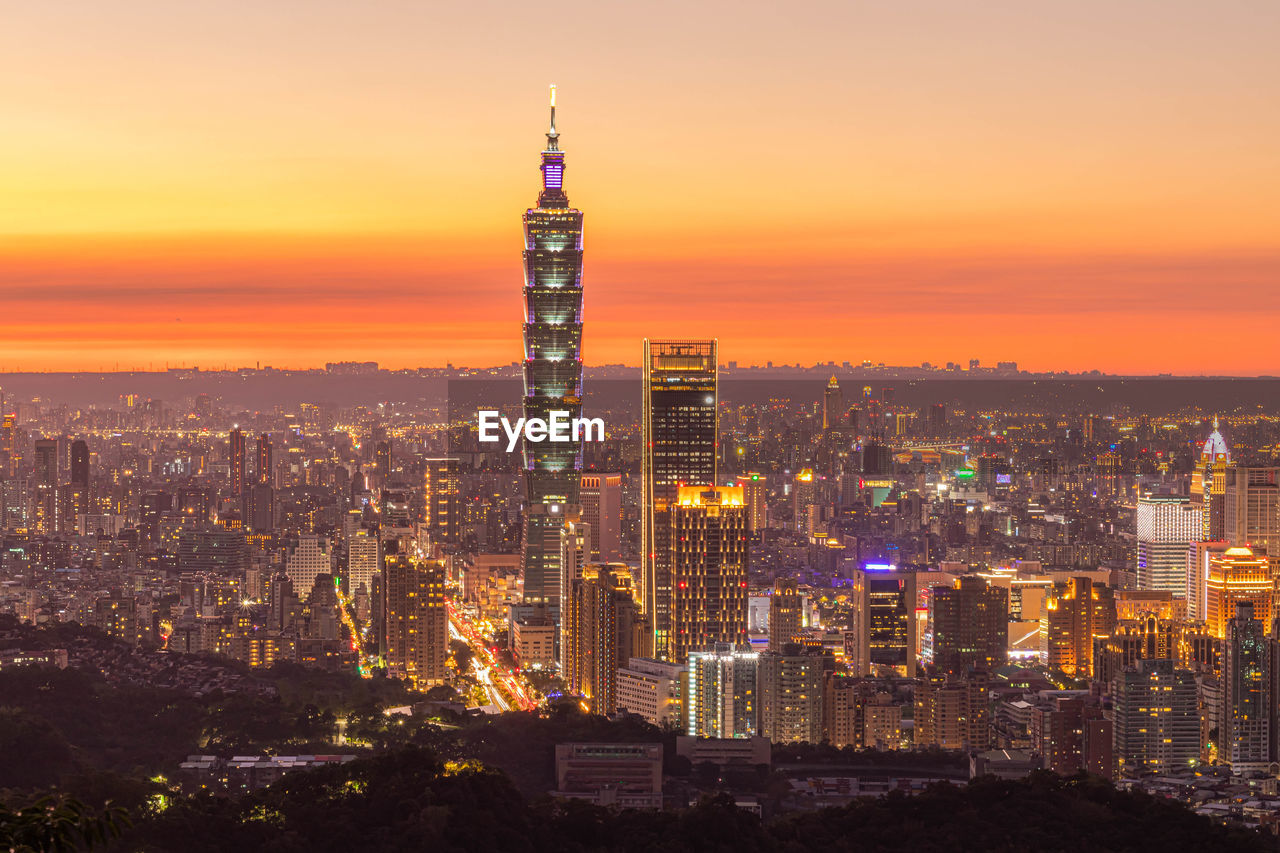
[3,3,1280,852]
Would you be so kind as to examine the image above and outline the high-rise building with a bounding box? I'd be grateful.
[768,577,803,650]
[374,440,392,482]
[669,485,748,665]
[686,644,758,739]
[1135,495,1201,593]
[242,484,275,533]
[579,473,622,562]
[256,433,272,485]
[229,428,246,497]
[562,563,647,715]
[792,468,819,533]
[849,565,918,677]
[735,473,768,535]
[285,536,333,603]
[641,339,717,659]
[926,576,1009,674]
[521,87,585,609]
[383,556,448,689]
[69,439,89,487]
[1222,601,1272,772]
[1197,420,1231,541]
[1223,466,1280,576]
[347,530,382,596]
[33,438,58,534]
[1112,659,1199,776]
[1204,546,1272,640]
[1096,451,1122,500]
[1041,576,1116,679]
[822,375,842,431]
[758,647,825,744]
[1186,540,1231,622]
[424,458,460,547]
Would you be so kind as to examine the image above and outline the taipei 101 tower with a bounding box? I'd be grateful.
[520,85,584,606]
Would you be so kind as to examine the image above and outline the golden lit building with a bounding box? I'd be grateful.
[1205,546,1271,639]
[383,555,448,689]
[562,563,648,715]
[670,485,748,664]
[1041,577,1115,678]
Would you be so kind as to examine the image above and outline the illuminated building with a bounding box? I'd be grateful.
[768,577,803,650]
[1204,546,1271,639]
[521,86,585,608]
[256,433,272,485]
[926,576,1009,674]
[1112,659,1199,776]
[1198,419,1230,541]
[822,375,842,431]
[1093,614,1217,686]
[1135,494,1201,593]
[1223,466,1280,576]
[346,530,381,596]
[229,428,246,497]
[686,643,758,739]
[641,339,717,658]
[849,564,918,677]
[758,647,825,744]
[285,535,333,603]
[562,563,646,715]
[617,657,684,729]
[423,458,460,546]
[383,555,448,689]
[1096,451,1121,499]
[69,439,88,487]
[1040,577,1115,679]
[735,472,767,535]
[33,438,57,534]
[1222,601,1272,772]
[668,485,747,664]
[374,439,392,482]
[792,468,818,532]
[914,669,990,751]
[579,473,622,562]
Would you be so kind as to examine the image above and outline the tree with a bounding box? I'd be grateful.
[0,796,128,853]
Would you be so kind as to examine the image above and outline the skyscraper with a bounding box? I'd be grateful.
[1223,466,1280,576]
[822,375,842,431]
[229,428,246,497]
[256,433,272,485]
[579,473,622,562]
[383,555,448,690]
[1222,601,1271,772]
[641,339,717,659]
[424,458,460,546]
[768,577,803,650]
[1197,419,1230,541]
[669,485,748,665]
[1204,545,1272,639]
[849,565,918,677]
[927,576,1009,674]
[562,563,646,715]
[686,644,758,739]
[69,439,89,487]
[1135,495,1201,593]
[521,86,585,607]
[735,472,767,535]
[1041,576,1115,679]
[1112,659,1199,776]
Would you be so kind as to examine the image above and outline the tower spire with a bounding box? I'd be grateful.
[546,84,559,150]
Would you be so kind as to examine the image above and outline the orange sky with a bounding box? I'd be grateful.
[2,1,1278,373]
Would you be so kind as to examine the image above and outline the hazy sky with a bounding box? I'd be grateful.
[2,0,1278,373]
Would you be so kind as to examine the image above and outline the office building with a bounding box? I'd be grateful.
[521,88,585,609]
[927,576,1009,674]
[769,577,803,650]
[1222,601,1272,772]
[1041,577,1115,679]
[669,485,748,664]
[346,531,381,596]
[849,565,918,677]
[553,743,663,809]
[822,375,842,431]
[383,556,448,689]
[1135,495,1201,594]
[642,339,718,660]
[1223,466,1280,576]
[735,472,768,535]
[1112,659,1199,776]
[1198,421,1231,541]
[424,457,460,547]
[1205,546,1272,639]
[579,473,622,562]
[256,433,272,485]
[285,536,333,603]
[1186,540,1231,622]
[229,428,246,496]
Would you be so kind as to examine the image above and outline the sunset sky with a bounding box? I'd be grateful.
[2,1,1278,373]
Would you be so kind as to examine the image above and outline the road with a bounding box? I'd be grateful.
[446,599,541,712]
